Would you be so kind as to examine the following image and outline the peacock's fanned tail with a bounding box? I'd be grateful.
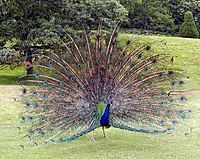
[19,24,192,144]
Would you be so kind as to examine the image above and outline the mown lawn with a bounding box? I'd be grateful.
[0,35,200,159]
[0,67,26,85]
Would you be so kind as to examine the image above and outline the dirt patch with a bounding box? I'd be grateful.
[0,85,22,104]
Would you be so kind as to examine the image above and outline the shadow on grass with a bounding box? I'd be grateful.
[0,75,22,85]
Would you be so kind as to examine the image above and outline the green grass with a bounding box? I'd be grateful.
[119,34,200,89]
[0,103,200,159]
[0,35,200,159]
[0,66,26,84]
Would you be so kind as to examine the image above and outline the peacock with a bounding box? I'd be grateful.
[19,24,192,145]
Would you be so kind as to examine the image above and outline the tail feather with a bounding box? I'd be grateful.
[19,23,194,144]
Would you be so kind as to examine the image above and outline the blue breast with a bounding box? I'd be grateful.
[100,104,110,126]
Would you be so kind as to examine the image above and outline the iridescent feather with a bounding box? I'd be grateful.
[19,24,192,144]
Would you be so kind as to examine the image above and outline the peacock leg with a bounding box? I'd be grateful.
[102,126,108,138]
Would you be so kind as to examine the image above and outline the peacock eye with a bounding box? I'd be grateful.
[64,67,69,72]
[60,81,65,86]
[32,91,37,95]
[42,81,47,86]
[99,70,103,75]
[29,129,34,136]
[69,76,75,82]
[34,103,39,109]
[48,61,53,66]
[90,79,94,83]
[34,73,39,79]
[77,63,82,68]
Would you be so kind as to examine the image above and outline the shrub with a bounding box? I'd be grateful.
[179,11,199,38]
[0,49,22,69]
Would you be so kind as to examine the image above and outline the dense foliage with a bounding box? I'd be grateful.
[0,48,22,69]
[120,0,200,34]
[179,11,199,38]
[120,0,176,33]
[0,0,200,72]
[0,0,126,72]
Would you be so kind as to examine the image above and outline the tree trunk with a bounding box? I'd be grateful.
[142,0,148,30]
[26,49,33,75]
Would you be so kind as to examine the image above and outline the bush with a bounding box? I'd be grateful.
[179,11,199,38]
[0,49,22,69]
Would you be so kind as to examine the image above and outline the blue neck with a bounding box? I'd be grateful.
[100,104,110,126]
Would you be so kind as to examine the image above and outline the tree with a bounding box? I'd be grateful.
[0,0,126,74]
[167,0,200,33]
[184,0,200,32]
[120,0,175,33]
[148,6,176,33]
[179,11,199,38]
[62,0,127,29]
[0,0,60,73]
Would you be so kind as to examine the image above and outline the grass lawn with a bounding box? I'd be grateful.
[0,67,26,85]
[0,35,200,159]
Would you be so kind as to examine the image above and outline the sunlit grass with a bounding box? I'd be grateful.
[0,102,200,159]
[0,67,26,85]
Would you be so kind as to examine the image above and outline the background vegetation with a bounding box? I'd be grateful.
[0,0,199,73]
[179,11,199,38]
